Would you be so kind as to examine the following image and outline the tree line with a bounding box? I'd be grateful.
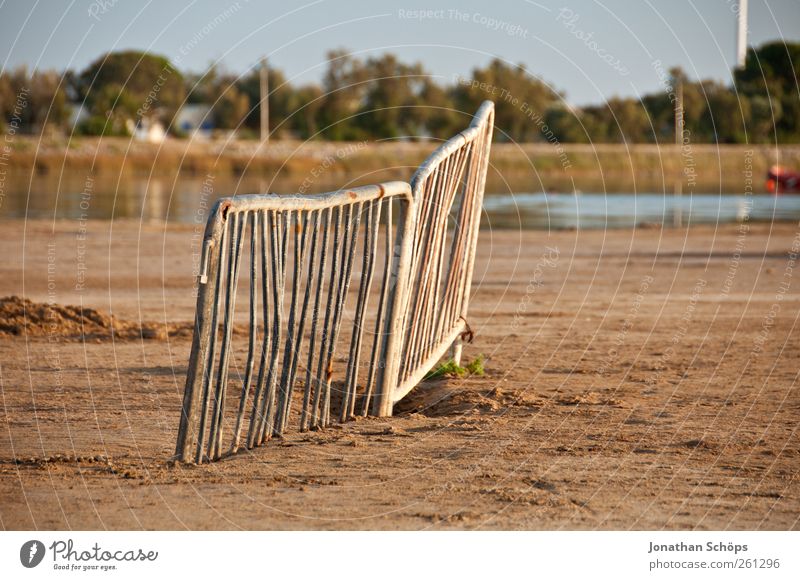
[0,41,797,144]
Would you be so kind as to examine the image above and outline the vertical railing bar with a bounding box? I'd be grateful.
[361,198,392,416]
[232,211,259,454]
[406,155,453,377]
[415,173,442,370]
[419,147,466,361]
[341,200,380,420]
[450,114,494,365]
[425,144,471,358]
[279,211,314,432]
[357,199,383,414]
[398,163,441,381]
[311,205,342,429]
[321,205,350,425]
[246,209,271,449]
[301,207,331,431]
[274,210,308,434]
[373,194,414,417]
[253,211,274,445]
[194,212,230,463]
[252,211,280,445]
[176,211,223,461]
[450,139,481,327]
[322,202,361,425]
[408,168,439,281]
[260,210,288,444]
[399,170,439,380]
[440,143,475,342]
[319,204,349,426]
[340,202,370,421]
[208,211,247,459]
[453,130,485,321]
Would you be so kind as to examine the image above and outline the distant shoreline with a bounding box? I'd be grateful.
[3,138,798,193]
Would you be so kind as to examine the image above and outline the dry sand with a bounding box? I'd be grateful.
[0,218,798,530]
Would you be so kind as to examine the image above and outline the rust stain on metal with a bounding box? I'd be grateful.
[326,361,334,381]
[347,191,357,200]
[459,317,475,343]
[377,184,386,199]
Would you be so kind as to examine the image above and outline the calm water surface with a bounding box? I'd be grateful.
[483,192,800,229]
[3,175,799,229]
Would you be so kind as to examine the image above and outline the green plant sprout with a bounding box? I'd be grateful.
[424,355,485,381]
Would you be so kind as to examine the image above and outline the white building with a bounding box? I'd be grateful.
[175,104,214,138]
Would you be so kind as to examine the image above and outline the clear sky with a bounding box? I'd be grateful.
[1,0,798,106]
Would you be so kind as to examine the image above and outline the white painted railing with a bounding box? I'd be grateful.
[175,102,494,463]
[377,101,494,414]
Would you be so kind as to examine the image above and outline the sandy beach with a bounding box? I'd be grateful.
[0,217,798,530]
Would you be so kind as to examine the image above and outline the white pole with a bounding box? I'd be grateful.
[737,0,749,68]
[260,57,269,143]
[674,79,683,228]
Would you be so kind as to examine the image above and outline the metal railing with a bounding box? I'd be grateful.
[378,101,494,414]
[175,102,494,463]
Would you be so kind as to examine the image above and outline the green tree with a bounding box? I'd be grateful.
[183,67,217,105]
[79,50,185,132]
[697,81,750,144]
[0,68,29,132]
[29,70,69,133]
[189,66,250,131]
[319,49,369,140]
[454,59,557,142]
[0,68,69,134]
[213,82,249,130]
[545,106,590,143]
[605,97,653,143]
[355,54,427,139]
[735,41,800,142]
[578,104,614,142]
[81,83,139,136]
[417,79,460,140]
[291,84,324,139]
[747,94,781,143]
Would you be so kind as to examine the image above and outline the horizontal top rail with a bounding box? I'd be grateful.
[210,181,412,216]
[410,101,494,191]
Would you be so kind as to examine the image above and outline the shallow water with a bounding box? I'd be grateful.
[2,173,799,229]
[483,192,800,229]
